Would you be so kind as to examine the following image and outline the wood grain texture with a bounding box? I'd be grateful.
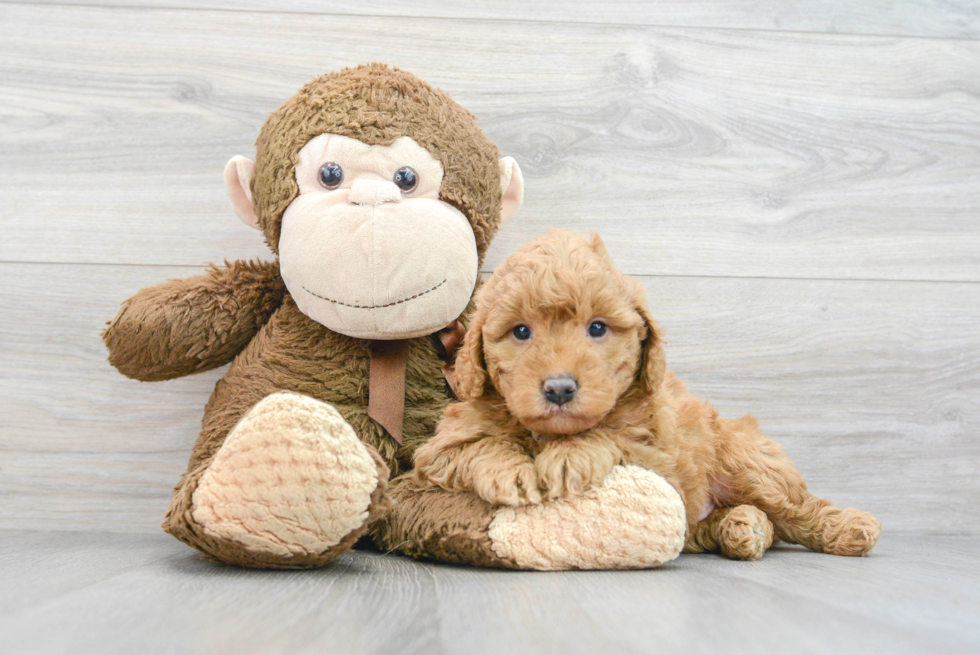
[1,0,977,554]
[1,4,979,281]
[1,262,976,535]
[0,531,977,655]
[9,0,980,39]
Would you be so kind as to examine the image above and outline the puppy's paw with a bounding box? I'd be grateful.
[822,508,881,556]
[717,505,774,561]
[473,462,542,507]
[535,442,617,501]
[414,453,462,492]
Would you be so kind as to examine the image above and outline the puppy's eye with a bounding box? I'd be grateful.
[318,162,344,189]
[588,321,608,338]
[512,324,532,341]
[393,166,418,192]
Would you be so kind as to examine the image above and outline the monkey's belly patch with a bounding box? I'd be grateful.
[191,392,380,557]
[487,465,687,570]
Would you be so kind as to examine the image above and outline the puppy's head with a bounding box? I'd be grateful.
[455,230,665,436]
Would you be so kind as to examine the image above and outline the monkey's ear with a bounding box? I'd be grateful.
[224,156,260,230]
[499,157,524,228]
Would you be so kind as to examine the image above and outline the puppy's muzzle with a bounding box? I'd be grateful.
[542,376,578,407]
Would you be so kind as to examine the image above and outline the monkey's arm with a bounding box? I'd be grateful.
[103,259,285,381]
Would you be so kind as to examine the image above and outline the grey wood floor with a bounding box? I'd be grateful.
[1,1,978,652]
[1,530,977,655]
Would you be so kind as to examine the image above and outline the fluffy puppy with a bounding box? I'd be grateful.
[414,230,881,560]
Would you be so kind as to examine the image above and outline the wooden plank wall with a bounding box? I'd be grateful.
[1,1,977,535]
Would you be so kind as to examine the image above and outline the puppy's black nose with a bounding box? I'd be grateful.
[542,376,578,406]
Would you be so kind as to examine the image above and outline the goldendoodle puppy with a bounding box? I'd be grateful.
[414,230,881,560]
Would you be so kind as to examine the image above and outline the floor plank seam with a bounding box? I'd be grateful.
[1,1,977,43]
[3,260,980,287]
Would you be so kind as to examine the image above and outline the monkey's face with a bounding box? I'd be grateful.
[278,134,479,339]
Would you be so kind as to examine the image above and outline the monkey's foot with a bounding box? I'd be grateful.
[489,465,687,570]
[167,392,389,568]
[374,465,687,570]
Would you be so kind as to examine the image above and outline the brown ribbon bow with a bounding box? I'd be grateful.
[367,320,465,445]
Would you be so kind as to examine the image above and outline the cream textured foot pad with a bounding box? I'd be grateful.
[488,465,687,570]
[192,392,380,557]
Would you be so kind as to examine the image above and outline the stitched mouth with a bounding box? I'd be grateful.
[302,278,447,309]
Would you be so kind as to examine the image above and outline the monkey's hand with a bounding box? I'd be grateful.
[535,436,622,501]
[103,259,284,381]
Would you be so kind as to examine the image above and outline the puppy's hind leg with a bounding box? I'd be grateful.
[720,417,881,557]
[767,498,881,557]
[686,505,774,561]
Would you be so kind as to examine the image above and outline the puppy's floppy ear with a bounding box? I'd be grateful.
[588,231,611,259]
[454,303,489,401]
[630,280,667,395]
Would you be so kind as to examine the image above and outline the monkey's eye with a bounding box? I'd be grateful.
[393,166,418,193]
[512,324,532,341]
[588,321,608,339]
[318,162,344,189]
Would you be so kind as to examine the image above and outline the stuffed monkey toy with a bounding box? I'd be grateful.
[103,64,687,570]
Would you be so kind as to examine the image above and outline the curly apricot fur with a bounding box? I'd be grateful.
[415,230,881,560]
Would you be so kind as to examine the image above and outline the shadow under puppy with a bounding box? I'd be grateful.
[414,230,881,560]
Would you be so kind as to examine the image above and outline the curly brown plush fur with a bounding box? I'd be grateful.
[414,230,882,560]
[103,65,507,567]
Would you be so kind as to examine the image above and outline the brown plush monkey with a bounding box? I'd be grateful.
[104,64,687,570]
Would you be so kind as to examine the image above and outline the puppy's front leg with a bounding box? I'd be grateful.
[535,435,623,501]
[414,403,542,507]
[417,439,541,507]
